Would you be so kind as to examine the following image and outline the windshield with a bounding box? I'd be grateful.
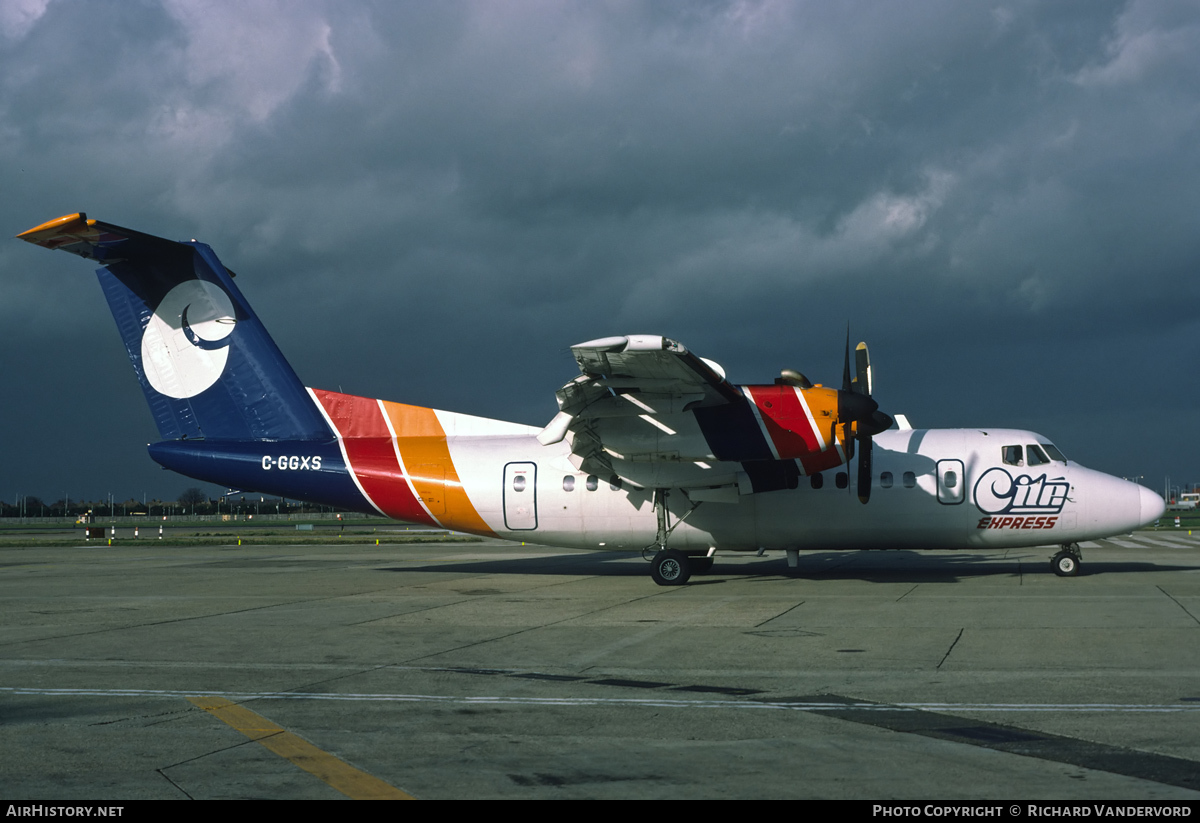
[1040,442,1068,463]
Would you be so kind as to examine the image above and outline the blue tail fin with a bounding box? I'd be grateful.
[18,213,331,442]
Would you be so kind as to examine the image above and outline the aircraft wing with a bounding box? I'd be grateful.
[540,334,867,499]
[539,334,739,442]
[538,335,774,495]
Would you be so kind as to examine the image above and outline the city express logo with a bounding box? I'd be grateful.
[974,468,1070,530]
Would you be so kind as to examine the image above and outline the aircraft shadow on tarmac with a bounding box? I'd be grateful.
[375,549,1200,584]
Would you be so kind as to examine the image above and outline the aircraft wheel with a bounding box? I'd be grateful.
[690,557,714,574]
[651,549,692,586]
[1052,551,1079,577]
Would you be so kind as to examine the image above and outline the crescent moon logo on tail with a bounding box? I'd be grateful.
[141,280,237,399]
[181,304,236,351]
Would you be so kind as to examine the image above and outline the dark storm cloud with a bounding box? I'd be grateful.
[2,0,1197,503]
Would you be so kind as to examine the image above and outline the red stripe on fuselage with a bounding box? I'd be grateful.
[310,389,437,525]
[744,385,822,459]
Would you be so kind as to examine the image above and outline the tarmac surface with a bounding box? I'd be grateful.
[2,531,1199,800]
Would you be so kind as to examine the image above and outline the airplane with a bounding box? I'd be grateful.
[17,213,1166,585]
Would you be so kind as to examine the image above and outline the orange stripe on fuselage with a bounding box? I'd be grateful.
[380,401,496,537]
[795,386,847,475]
[311,389,435,525]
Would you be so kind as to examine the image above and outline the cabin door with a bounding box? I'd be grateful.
[936,459,965,505]
[503,462,538,530]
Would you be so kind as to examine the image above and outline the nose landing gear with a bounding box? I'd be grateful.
[1051,544,1082,577]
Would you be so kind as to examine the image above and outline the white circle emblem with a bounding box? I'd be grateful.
[140,280,237,399]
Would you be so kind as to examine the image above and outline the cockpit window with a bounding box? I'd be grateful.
[1041,443,1067,463]
[1026,444,1050,466]
[1002,445,1023,466]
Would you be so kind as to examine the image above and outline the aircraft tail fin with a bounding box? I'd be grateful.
[18,213,331,443]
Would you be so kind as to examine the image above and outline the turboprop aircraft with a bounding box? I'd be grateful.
[18,213,1165,585]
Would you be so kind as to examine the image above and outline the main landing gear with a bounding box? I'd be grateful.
[651,549,691,586]
[646,489,709,586]
[1051,543,1082,577]
[648,549,714,585]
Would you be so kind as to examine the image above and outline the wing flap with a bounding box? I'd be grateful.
[570,335,738,404]
[540,334,756,489]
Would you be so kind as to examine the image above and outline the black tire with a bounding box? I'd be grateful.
[651,549,692,586]
[1052,551,1079,577]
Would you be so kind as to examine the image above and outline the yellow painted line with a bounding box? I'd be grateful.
[187,695,414,800]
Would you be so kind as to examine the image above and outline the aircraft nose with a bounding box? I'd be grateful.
[1139,485,1166,525]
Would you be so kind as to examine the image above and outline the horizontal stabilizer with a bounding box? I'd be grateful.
[18,213,193,266]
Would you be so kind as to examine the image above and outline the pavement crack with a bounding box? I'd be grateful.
[754,600,805,628]
[0,592,387,650]
[937,628,964,669]
[91,706,194,727]
[1157,585,1200,626]
[349,597,475,626]
[157,769,195,800]
[397,590,671,665]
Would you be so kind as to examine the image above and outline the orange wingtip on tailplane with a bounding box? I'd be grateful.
[16,212,93,246]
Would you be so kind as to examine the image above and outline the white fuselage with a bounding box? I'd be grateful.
[440,425,1161,552]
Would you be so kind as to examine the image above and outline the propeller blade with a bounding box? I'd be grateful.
[854,342,871,396]
[857,434,872,504]
[834,330,889,503]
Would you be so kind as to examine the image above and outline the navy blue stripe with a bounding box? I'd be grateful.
[148,440,372,514]
[693,397,774,462]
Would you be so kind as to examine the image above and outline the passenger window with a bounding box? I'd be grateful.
[586,475,598,491]
[880,471,893,489]
[903,471,916,488]
[944,470,957,488]
[835,472,848,489]
[512,475,527,492]
[562,476,575,492]
[1002,446,1023,466]
[810,473,824,489]
[1026,445,1049,466]
[609,477,623,491]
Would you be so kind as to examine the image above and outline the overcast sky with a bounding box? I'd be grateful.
[2,0,1197,505]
